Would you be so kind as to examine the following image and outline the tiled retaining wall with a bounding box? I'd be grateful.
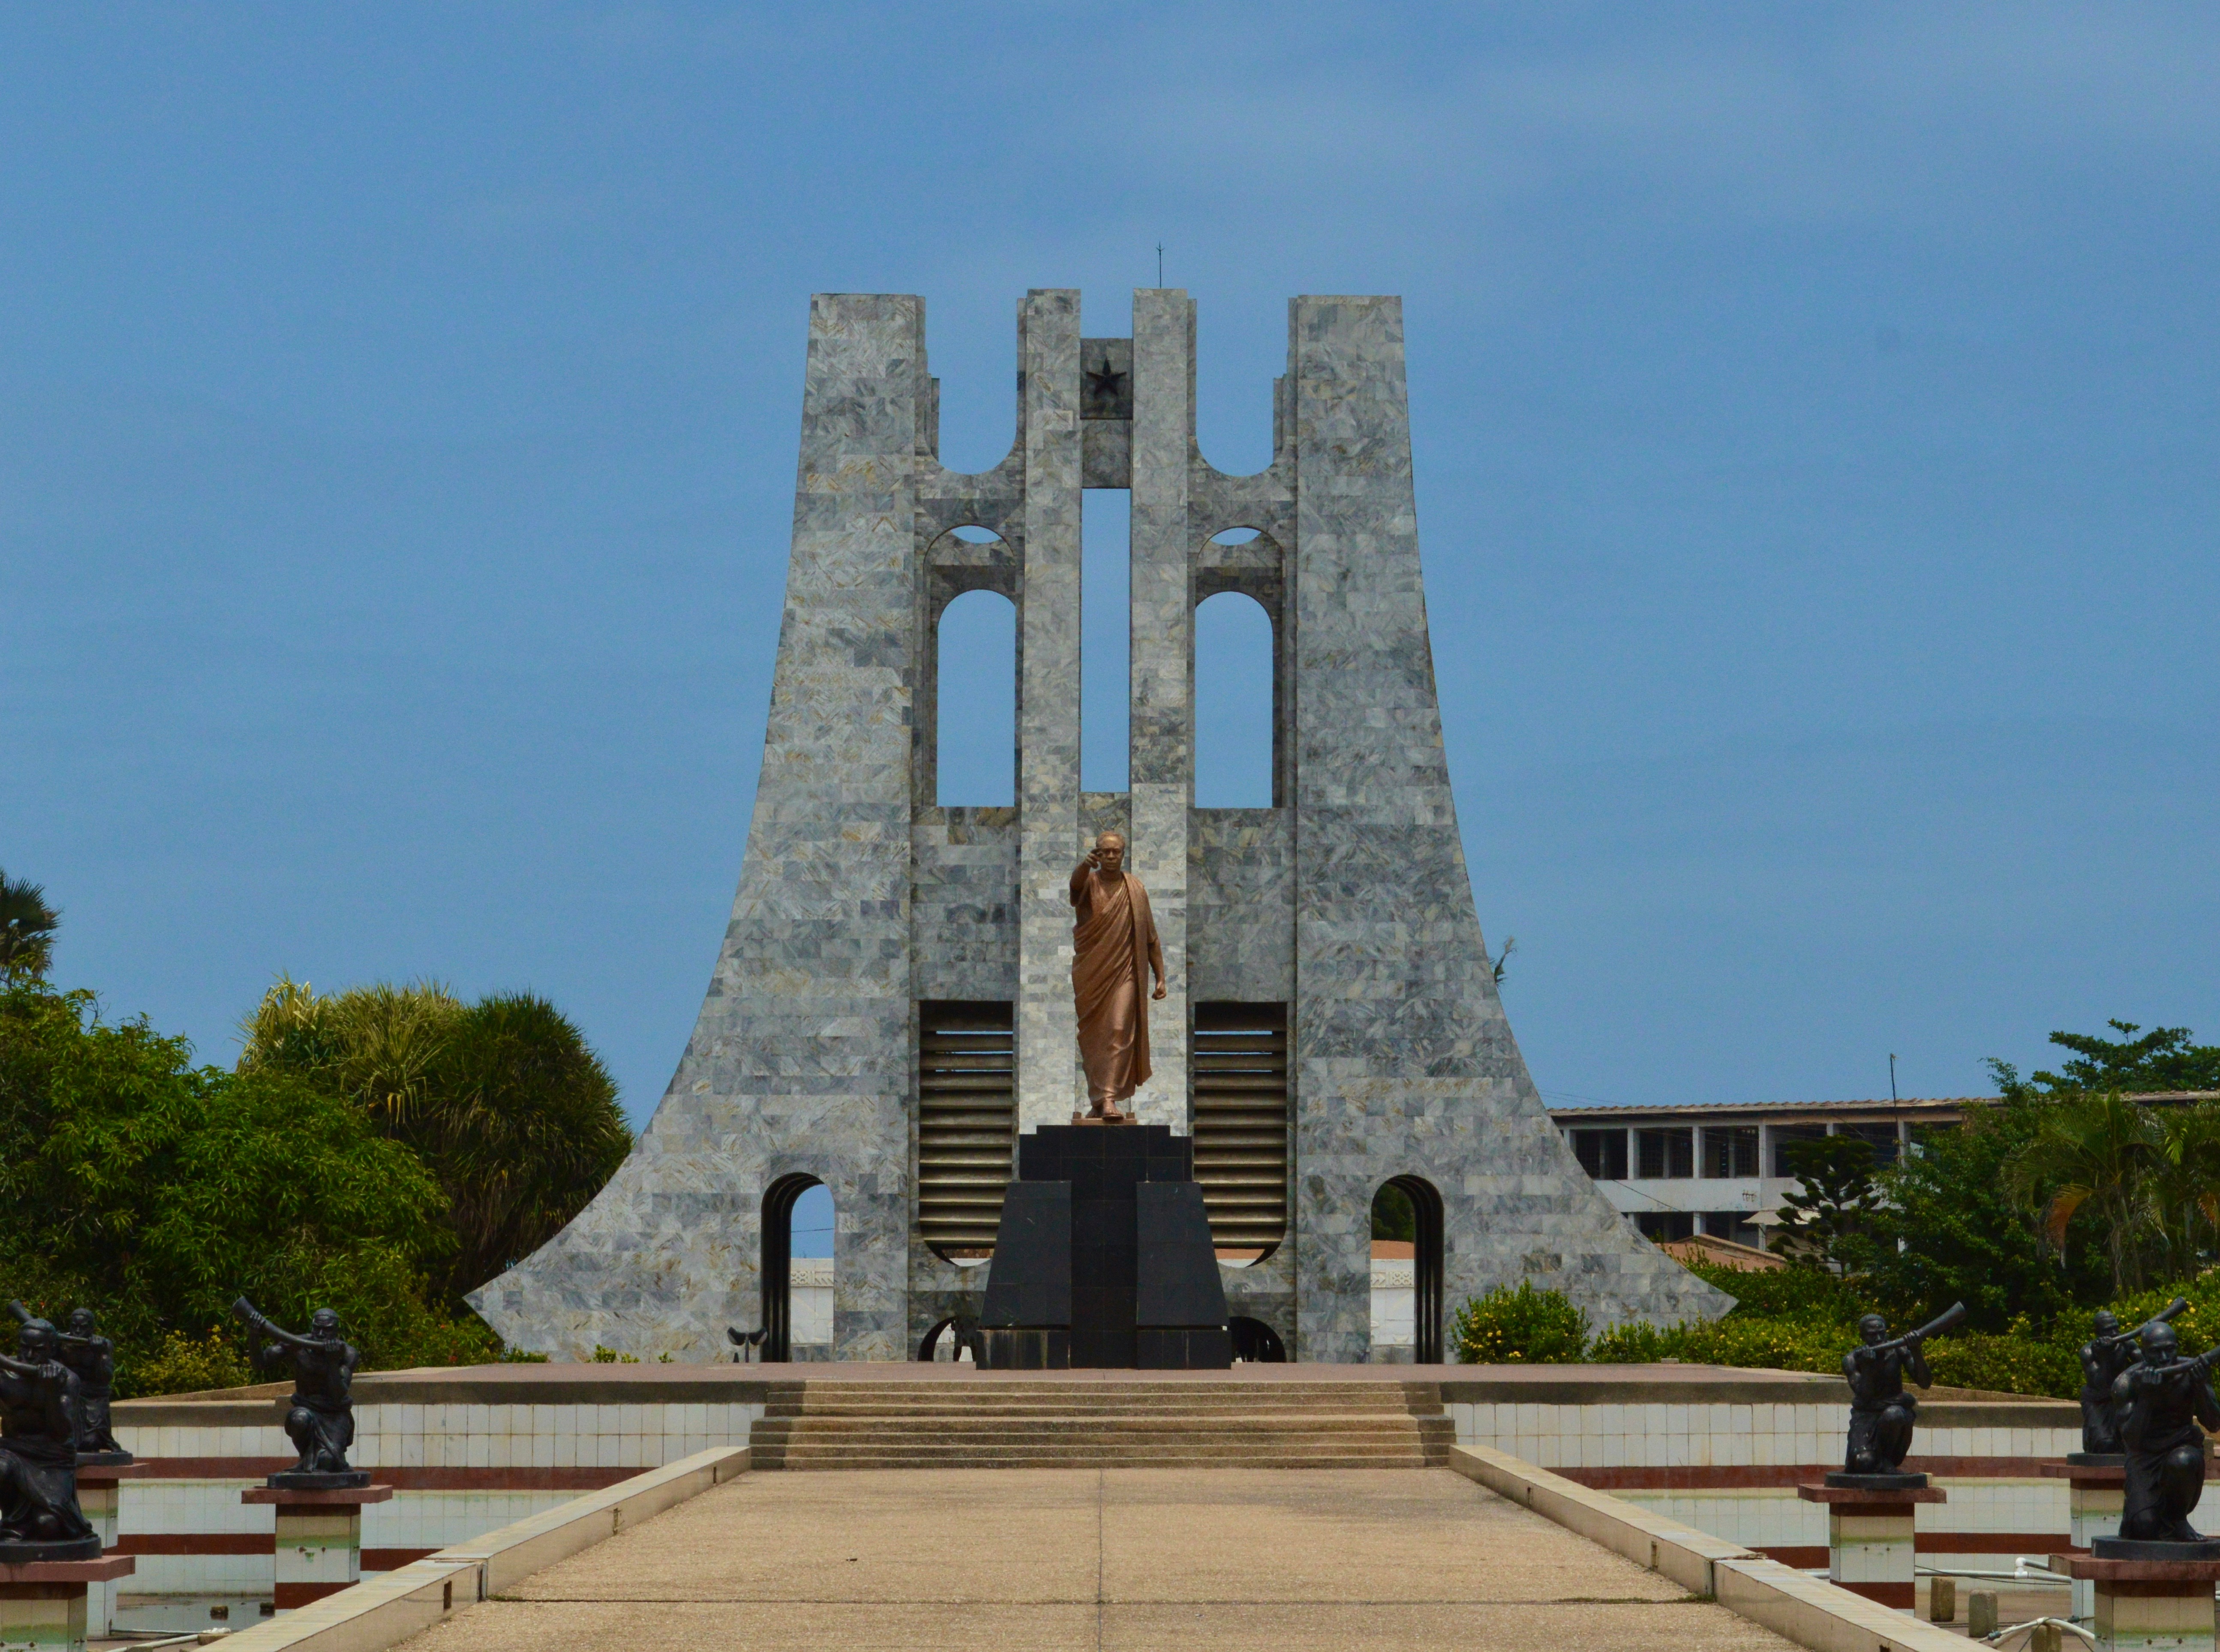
[1442,1375,2081,1570]
[109,1373,767,1630]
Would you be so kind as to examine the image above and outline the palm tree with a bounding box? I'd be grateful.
[2145,1100,2220,1279]
[2002,1091,2159,1294]
[239,977,631,1303]
[0,870,60,980]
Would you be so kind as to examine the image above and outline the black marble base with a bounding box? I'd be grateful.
[266,1470,370,1490]
[2093,1536,2220,1561]
[1137,1328,1231,1370]
[75,1450,135,1469]
[0,1535,104,1563]
[982,1328,1069,1371]
[979,1125,1231,1372]
[1824,1471,1930,1490]
[2067,1451,2126,1467]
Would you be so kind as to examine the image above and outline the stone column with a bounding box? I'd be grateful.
[0,1557,133,1652]
[1125,288,1193,1131]
[244,1483,393,1610]
[1797,1481,1945,1611]
[2043,1459,2126,1623]
[1015,290,1084,1131]
[2067,1546,2220,1652]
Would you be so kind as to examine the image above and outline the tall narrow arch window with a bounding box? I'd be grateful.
[937,590,1016,806]
[1194,591,1273,807]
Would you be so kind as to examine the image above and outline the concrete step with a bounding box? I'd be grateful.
[754,1421,1447,1430]
[754,1430,1447,1439]
[761,1402,1443,1419]
[755,1450,1447,1469]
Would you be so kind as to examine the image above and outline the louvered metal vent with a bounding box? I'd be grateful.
[1191,1002,1289,1255]
[916,1000,1015,1258]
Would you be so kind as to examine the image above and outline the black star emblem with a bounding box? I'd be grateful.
[1085,357,1127,404]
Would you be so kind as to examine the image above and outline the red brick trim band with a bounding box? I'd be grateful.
[1753,1545,1826,1568]
[114,1535,276,1556]
[362,1549,438,1571]
[129,1461,638,1491]
[1835,1579,1915,1609]
[1564,1459,2046,1490]
[273,1581,354,1610]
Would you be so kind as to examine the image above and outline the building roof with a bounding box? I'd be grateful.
[1548,1097,1977,1121]
[1549,1091,2220,1123]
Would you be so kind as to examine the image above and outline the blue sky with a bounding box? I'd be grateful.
[4,3,2217,1133]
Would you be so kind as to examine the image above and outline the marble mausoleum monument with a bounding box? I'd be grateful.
[474,288,1727,1364]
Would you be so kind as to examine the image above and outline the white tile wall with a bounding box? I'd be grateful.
[110,1398,766,1606]
[1449,1401,2077,1470]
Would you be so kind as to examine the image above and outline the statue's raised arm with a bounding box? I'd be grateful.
[232,1295,319,1353]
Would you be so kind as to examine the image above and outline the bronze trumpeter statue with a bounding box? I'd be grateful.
[2079,1298,2187,1459]
[233,1299,365,1487]
[2110,1322,2220,1547]
[0,1316,99,1559]
[1834,1302,1965,1483]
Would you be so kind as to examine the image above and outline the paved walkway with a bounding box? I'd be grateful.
[403,1469,1800,1651]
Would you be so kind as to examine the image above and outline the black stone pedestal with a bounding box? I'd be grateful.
[265,1470,371,1491]
[980,1124,1230,1370]
[1823,1471,1931,1491]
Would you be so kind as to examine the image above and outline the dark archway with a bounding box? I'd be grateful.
[761,1173,824,1363]
[1228,1316,1286,1363]
[1381,1175,1445,1364]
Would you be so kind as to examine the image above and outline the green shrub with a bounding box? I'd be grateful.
[1682,1259,1864,1323]
[1921,1331,2078,1398]
[1452,1281,1589,1364]
[590,1344,640,1364]
[1586,1320,1673,1363]
[117,1330,252,1399]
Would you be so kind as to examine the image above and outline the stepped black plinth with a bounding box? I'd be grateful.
[979,1123,1230,1370]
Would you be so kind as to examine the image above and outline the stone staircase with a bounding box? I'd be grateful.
[748,1378,1454,1469]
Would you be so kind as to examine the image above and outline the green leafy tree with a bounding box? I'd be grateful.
[1775,1136,1882,1271]
[2001,1090,2158,1295]
[1865,1100,2092,1332]
[237,977,631,1303]
[0,978,493,1389]
[1371,1183,1416,1244]
[2019,1020,2220,1096]
[0,870,59,981]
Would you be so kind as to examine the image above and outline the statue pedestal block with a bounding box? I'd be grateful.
[0,1555,134,1652]
[1799,1481,1947,1610]
[2066,1546,2220,1652]
[979,1125,1229,1370]
[243,1484,392,1610]
[75,1461,149,1639]
[2044,1458,2127,1622]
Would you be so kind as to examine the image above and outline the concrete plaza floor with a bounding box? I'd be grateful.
[401,1468,1801,1651]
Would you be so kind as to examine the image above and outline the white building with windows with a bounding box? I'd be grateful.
[1548,1097,1975,1249]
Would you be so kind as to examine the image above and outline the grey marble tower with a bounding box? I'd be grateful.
[471,290,1728,1363]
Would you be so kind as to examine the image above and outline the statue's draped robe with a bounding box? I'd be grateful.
[1069,867,1165,1111]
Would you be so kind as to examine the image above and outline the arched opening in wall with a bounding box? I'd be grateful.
[1370,1177,1445,1364]
[1194,591,1274,808]
[936,588,1016,807]
[762,1175,831,1361]
[916,1317,985,1364]
[1228,1316,1286,1363]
